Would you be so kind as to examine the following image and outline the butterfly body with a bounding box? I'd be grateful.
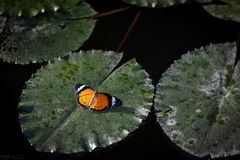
[74,84,122,112]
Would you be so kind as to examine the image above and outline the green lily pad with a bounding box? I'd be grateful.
[155,42,240,158]
[0,2,95,64]
[202,0,240,22]
[0,0,82,17]
[19,50,154,153]
[0,16,6,33]
[123,0,188,8]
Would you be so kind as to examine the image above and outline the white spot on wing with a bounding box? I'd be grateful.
[111,96,116,106]
[77,85,86,92]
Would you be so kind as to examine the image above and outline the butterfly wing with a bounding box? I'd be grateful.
[103,93,122,109]
[89,93,122,112]
[89,93,110,112]
[76,87,95,109]
[75,83,122,112]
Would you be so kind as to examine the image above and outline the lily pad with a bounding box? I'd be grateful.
[19,50,154,153]
[202,0,240,22]
[0,0,81,17]
[0,2,96,64]
[0,16,6,33]
[155,42,240,158]
[123,0,188,8]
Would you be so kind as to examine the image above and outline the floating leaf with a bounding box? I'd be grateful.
[19,50,154,153]
[0,2,96,64]
[155,42,240,158]
[202,0,240,22]
[123,0,188,8]
[0,0,82,17]
[0,16,6,33]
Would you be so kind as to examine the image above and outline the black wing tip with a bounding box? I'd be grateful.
[74,83,84,91]
[74,83,91,94]
[113,96,122,107]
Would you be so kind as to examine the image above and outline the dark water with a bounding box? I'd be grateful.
[0,0,239,160]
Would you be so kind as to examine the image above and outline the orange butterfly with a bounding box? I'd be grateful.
[74,83,122,112]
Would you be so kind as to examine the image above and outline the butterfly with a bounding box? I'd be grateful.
[74,83,122,112]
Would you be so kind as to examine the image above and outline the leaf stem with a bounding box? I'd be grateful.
[116,10,141,52]
[96,10,141,87]
[90,7,131,19]
[60,7,131,21]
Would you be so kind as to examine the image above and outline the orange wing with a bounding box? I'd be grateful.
[75,84,122,112]
[77,88,110,111]
[78,88,96,107]
[89,93,110,111]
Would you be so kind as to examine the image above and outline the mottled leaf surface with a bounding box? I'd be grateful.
[123,0,188,8]
[0,16,6,33]
[0,0,81,17]
[0,2,95,64]
[155,43,240,158]
[202,0,240,22]
[19,50,154,153]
